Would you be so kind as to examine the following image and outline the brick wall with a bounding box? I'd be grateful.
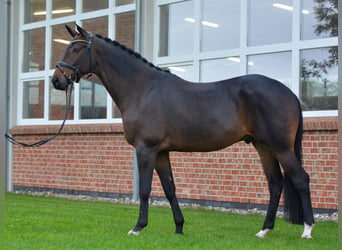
[10,117,338,211]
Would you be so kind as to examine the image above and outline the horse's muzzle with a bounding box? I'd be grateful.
[52,76,68,91]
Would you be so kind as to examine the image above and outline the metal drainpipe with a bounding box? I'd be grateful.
[0,0,11,236]
[132,0,142,202]
[5,0,12,191]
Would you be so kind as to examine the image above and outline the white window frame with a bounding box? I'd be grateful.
[18,0,136,126]
[154,0,338,117]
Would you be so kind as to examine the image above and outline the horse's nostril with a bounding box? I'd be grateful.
[52,76,58,85]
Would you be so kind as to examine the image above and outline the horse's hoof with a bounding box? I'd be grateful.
[301,223,313,239]
[255,229,271,238]
[128,229,140,236]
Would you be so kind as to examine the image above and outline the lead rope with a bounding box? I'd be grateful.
[5,83,73,147]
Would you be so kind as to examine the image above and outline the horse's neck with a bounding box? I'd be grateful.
[93,40,153,113]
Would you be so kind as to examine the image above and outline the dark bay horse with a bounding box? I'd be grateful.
[52,24,314,239]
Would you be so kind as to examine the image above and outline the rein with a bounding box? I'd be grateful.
[6,32,94,147]
[5,83,74,147]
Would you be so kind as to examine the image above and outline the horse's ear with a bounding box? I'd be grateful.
[75,23,87,37]
[65,25,77,37]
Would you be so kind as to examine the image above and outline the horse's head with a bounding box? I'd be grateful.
[52,24,93,90]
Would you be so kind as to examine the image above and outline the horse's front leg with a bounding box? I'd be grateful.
[128,147,155,235]
[155,152,185,234]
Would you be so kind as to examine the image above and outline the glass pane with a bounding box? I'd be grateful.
[113,11,136,118]
[115,0,134,6]
[49,82,74,120]
[83,0,108,12]
[247,52,292,87]
[115,11,136,49]
[166,64,194,82]
[112,102,122,118]
[24,0,46,23]
[22,28,45,72]
[52,0,75,18]
[80,76,107,119]
[159,0,194,57]
[201,58,240,82]
[51,22,74,69]
[300,47,338,111]
[248,0,292,46]
[22,80,44,119]
[82,16,108,36]
[201,0,240,51]
[301,0,338,40]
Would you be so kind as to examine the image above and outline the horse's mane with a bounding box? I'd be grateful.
[95,34,170,73]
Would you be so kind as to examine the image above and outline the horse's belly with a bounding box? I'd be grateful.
[169,128,241,152]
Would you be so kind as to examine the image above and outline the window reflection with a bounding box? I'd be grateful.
[80,76,107,119]
[159,1,194,56]
[23,80,44,119]
[23,28,45,72]
[112,101,122,119]
[51,22,74,69]
[83,0,108,12]
[115,11,136,49]
[201,0,240,51]
[247,52,292,87]
[201,58,240,82]
[300,47,338,110]
[52,0,75,18]
[166,64,194,82]
[49,81,74,120]
[115,0,134,6]
[248,0,292,46]
[82,17,108,35]
[24,0,46,23]
[301,0,338,40]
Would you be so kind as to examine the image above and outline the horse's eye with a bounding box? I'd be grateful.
[73,47,81,53]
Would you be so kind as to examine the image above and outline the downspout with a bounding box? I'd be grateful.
[5,0,12,191]
[337,0,342,245]
[0,0,11,193]
[132,0,142,201]
[0,0,11,239]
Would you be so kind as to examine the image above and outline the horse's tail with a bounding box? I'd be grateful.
[283,102,304,224]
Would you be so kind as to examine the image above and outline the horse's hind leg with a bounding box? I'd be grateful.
[155,152,185,234]
[254,143,283,238]
[277,151,314,239]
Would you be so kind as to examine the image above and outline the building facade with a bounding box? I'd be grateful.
[4,0,338,211]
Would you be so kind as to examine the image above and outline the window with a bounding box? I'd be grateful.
[248,52,292,87]
[201,0,240,52]
[19,0,136,125]
[201,58,240,82]
[22,28,45,72]
[300,47,338,111]
[23,80,44,119]
[156,0,338,116]
[248,0,292,46]
[159,0,194,57]
[301,0,338,40]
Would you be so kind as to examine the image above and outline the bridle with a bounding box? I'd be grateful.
[56,31,93,84]
[5,32,94,147]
